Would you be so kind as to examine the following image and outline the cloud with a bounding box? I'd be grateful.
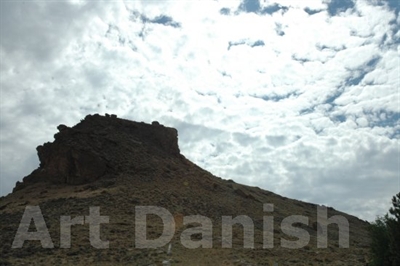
[0,0,398,222]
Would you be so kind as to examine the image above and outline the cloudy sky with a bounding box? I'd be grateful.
[1,0,399,221]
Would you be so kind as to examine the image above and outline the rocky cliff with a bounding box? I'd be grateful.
[14,114,180,189]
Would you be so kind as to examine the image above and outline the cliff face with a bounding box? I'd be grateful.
[14,114,180,189]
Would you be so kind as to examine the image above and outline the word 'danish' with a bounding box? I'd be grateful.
[12,204,349,249]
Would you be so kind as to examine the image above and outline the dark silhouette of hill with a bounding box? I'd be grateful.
[0,114,371,265]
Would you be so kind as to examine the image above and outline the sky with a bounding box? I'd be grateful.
[0,0,399,222]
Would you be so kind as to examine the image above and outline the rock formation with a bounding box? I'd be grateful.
[0,114,372,265]
[14,114,180,189]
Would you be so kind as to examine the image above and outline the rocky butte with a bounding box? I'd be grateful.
[0,114,371,265]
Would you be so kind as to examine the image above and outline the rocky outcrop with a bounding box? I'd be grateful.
[13,114,181,190]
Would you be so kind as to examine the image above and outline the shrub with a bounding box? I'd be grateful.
[369,215,391,266]
[369,192,400,266]
[387,192,400,265]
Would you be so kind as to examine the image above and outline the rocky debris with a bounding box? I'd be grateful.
[13,114,181,191]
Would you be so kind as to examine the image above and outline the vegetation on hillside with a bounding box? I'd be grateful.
[369,192,400,266]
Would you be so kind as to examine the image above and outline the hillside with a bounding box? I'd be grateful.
[0,114,371,265]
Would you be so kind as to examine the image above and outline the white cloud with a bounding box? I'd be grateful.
[0,0,398,221]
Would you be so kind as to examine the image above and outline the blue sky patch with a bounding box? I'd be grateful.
[260,3,289,15]
[345,56,381,86]
[366,57,381,68]
[299,107,315,115]
[372,111,400,128]
[237,0,289,15]
[251,40,265,47]
[220,8,231,15]
[304,7,322,15]
[345,71,365,86]
[382,0,400,15]
[239,0,261,13]
[332,114,347,123]
[327,0,355,16]
[324,89,344,105]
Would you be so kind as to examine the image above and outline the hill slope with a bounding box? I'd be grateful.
[0,114,371,265]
